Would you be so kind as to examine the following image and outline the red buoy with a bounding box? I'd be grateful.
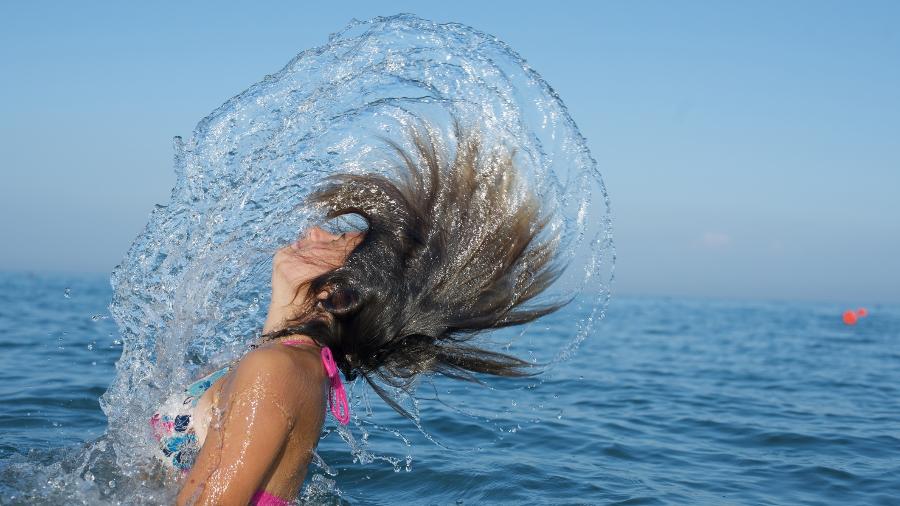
[856,307,868,318]
[843,310,858,325]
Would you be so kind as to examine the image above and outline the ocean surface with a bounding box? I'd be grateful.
[0,271,898,505]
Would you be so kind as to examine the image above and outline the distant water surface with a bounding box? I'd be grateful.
[1,271,898,505]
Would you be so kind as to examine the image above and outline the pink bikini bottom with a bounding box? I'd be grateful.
[251,489,291,506]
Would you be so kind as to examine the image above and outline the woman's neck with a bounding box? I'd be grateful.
[276,334,319,347]
[249,329,318,351]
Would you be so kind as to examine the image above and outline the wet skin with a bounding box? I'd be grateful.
[176,227,363,506]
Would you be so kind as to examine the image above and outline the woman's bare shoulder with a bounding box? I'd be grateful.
[226,342,326,411]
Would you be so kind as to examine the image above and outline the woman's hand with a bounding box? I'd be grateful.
[263,226,364,333]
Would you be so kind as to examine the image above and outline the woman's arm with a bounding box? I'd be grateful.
[176,347,306,506]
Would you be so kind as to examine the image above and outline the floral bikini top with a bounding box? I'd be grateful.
[149,340,350,503]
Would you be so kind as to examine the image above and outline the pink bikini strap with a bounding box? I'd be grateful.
[281,339,351,425]
[319,346,351,425]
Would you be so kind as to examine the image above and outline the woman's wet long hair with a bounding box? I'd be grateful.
[262,116,568,419]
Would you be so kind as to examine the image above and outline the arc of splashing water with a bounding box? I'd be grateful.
[101,12,614,479]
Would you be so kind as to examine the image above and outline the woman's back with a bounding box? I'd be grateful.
[176,338,328,505]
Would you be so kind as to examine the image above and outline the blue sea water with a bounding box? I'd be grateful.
[1,271,897,505]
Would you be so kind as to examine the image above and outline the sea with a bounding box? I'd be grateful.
[0,271,897,505]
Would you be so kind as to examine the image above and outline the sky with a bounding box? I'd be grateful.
[1,1,898,304]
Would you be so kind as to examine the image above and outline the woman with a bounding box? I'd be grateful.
[154,119,565,505]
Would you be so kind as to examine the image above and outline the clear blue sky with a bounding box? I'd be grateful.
[1,1,897,303]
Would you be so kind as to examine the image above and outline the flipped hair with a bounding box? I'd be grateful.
[263,116,567,418]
